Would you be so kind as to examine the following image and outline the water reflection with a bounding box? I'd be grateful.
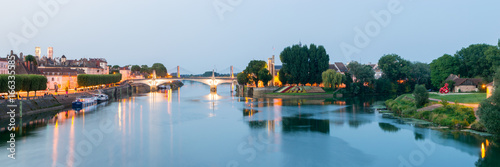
[378,123,400,133]
[1,82,500,167]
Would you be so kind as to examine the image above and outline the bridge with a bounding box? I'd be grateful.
[128,68,238,92]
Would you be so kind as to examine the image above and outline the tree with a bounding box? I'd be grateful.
[413,84,429,108]
[244,60,267,86]
[258,69,273,86]
[140,65,150,74]
[237,72,249,85]
[455,44,497,79]
[430,54,459,88]
[321,69,343,89]
[346,61,375,84]
[410,62,430,85]
[280,44,329,84]
[112,65,120,69]
[24,55,37,65]
[378,54,411,83]
[131,65,141,72]
[477,68,500,134]
[151,63,168,77]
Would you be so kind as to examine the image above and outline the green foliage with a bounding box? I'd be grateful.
[374,78,396,94]
[151,63,168,77]
[279,44,329,84]
[258,68,273,86]
[131,65,141,72]
[455,44,498,81]
[378,54,411,82]
[430,54,459,88]
[77,74,122,87]
[385,95,415,116]
[140,65,151,74]
[413,84,429,108]
[414,104,475,128]
[24,55,37,65]
[321,69,343,89]
[346,61,375,84]
[477,68,500,134]
[410,62,430,85]
[0,74,47,93]
[244,60,267,86]
[236,72,249,85]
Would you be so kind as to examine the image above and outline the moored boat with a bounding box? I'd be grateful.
[72,96,98,109]
[94,93,109,102]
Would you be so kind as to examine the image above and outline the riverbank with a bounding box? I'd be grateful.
[384,94,479,130]
[237,85,339,98]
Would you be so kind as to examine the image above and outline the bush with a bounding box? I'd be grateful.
[77,74,122,87]
[413,84,429,108]
[414,104,475,128]
[477,68,500,134]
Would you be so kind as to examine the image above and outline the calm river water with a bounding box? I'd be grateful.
[0,81,498,167]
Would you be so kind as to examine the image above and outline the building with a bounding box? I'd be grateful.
[47,47,53,59]
[0,57,7,74]
[119,66,131,81]
[486,82,495,98]
[40,55,109,75]
[35,47,41,59]
[329,62,348,74]
[267,55,276,86]
[40,67,83,90]
[445,74,483,93]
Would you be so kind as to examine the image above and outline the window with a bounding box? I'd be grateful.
[52,78,54,81]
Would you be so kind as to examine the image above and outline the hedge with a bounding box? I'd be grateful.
[0,74,47,93]
[77,73,122,87]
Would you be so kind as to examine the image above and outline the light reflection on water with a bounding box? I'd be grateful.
[0,82,498,167]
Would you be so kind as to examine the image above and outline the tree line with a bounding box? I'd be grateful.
[0,74,47,96]
[77,74,122,87]
[279,44,330,85]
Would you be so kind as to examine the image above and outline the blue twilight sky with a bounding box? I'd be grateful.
[1,0,499,74]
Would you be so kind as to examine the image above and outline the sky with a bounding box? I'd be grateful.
[1,0,500,74]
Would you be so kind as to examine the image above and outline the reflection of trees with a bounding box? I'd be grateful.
[348,120,370,129]
[282,117,330,134]
[378,123,400,133]
[248,120,268,129]
[414,132,424,141]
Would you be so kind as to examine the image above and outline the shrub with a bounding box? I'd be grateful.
[477,68,500,134]
[413,84,429,108]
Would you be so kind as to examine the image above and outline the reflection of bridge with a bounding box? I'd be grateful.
[129,69,236,92]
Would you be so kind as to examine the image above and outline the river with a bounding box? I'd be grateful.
[0,81,498,167]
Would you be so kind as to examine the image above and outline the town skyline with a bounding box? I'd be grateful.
[2,1,500,74]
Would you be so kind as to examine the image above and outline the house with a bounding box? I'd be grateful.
[40,67,83,90]
[329,62,348,74]
[445,74,483,93]
[119,66,131,81]
[486,82,495,98]
[0,57,7,74]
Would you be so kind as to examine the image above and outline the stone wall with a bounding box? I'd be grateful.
[0,96,63,120]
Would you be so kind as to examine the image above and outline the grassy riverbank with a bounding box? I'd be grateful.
[428,93,486,104]
[385,95,476,128]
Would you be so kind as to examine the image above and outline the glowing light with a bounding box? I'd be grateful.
[486,139,489,146]
[481,143,486,158]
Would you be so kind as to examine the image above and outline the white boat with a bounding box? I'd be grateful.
[94,94,109,102]
[72,96,98,108]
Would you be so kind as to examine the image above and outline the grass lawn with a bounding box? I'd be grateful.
[428,93,486,104]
